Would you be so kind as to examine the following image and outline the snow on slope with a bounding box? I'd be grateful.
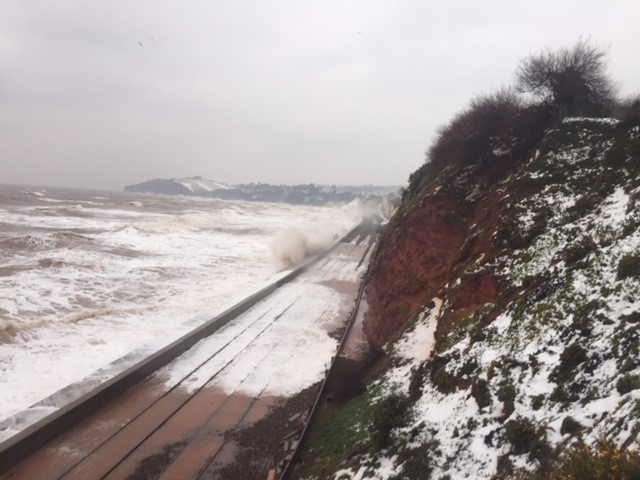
[317,118,640,479]
[179,177,230,192]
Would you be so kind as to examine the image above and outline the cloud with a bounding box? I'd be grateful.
[1,0,639,190]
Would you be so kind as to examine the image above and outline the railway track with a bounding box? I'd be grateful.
[1,220,378,479]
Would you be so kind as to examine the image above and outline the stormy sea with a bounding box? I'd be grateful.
[0,184,353,432]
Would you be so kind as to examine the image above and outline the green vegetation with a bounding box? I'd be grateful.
[560,416,582,436]
[390,441,440,480]
[403,40,627,197]
[616,374,640,395]
[612,315,640,371]
[300,387,414,478]
[618,254,640,281]
[371,392,411,448]
[471,378,492,409]
[562,236,597,265]
[619,96,640,127]
[497,382,517,418]
[504,417,550,463]
[510,440,640,480]
[301,385,381,477]
[301,39,640,480]
[550,343,587,383]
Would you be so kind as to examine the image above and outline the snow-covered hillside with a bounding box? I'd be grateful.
[178,176,230,192]
[297,117,640,479]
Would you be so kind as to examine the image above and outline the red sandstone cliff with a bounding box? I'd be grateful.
[363,144,545,349]
[363,100,558,348]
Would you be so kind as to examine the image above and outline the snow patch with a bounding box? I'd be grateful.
[394,298,442,364]
[598,187,629,230]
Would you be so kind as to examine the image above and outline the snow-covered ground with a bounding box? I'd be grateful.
[158,239,371,398]
[320,118,640,479]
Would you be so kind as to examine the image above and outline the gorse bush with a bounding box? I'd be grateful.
[563,236,597,265]
[560,416,582,436]
[497,382,517,418]
[471,378,492,409]
[391,441,439,480]
[511,439,640,480]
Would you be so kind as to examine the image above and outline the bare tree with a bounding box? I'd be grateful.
[516,40,615,115]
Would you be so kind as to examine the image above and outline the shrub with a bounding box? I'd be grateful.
[404,163,431,202]
[594,169,617,197]
[616,374,640,395]
[393,441,439,480]
[516,40,615,117]
[604,140,630,168]
[621,311,640,324]
[429,355,456,394]
[530,394,545,411]
[371,392,411,448]
[528,213,548,238]
[560,416,583,436]
[432,367,455,394]
[563,236,597,265]
[504,417,547,456]
[617,96,640,127]
[571,194,601,215]
[497,383,517,418]
[510,439,640,480]
[550,384,570,403]
[628,136,640,161]
[471,379,492,409]
[425,90,554,182]
[617,254,640,281]
[400,454,433,480]
[550,343,587,383]
[428,89,521,173]
[409,362,428,401]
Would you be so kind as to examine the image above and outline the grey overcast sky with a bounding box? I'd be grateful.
[1,1,639,191]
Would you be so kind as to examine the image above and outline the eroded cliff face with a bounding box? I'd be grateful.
[363,102,557,351]
[364,196,465,347]
[364,158,513,348]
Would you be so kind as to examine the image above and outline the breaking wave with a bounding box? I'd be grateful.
[0,231,92,252]
[270,226,336,267]
[269,199,376,267]
[0,308,137,344]
[0,318,20,344]
[61,308,127,324]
